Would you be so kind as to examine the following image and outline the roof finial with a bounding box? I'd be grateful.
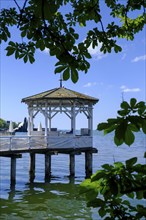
[59,74,63,88]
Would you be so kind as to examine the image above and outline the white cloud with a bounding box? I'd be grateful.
[44,48,50,53]
[120,85,141,93]
[83,82,97,87]
[88,42,107,60]
[120,85,126,90]
[124,88,141,92]
[131,54,146,62]
[43,42,106,60]
[121,53,126,60]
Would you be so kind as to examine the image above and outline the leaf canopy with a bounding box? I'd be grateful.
[0,0,145,82]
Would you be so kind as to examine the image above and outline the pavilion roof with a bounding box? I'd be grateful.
[22,87,99,105]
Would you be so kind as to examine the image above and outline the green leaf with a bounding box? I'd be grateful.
[104,125,117,134]
[6,49,15,56]
[84,52,92,59]
[29,55,35,64]
[114,136,124,146]
[136,101,145,108]
[89,198,105,207]
[27,32,33,39]
[97,123,109,131]
[91,170,105,182]
[114,161,124,168]
[24,55,28,63]
[115,122,127,140]
[79,22,85,27]
[78,42,85,52]
[21,30,26,38]
[2,32,7,41]
[122,200,130,206]
[99,207,106,217]
[130,98,137,108]
[55,65,66,74]
[128,115,141,127]
[71,68,78,83]
[63,68,70,81]
[107,118,118,124]
[86,188,98,201]
[39,41,45,51]
[109,179,119,195]
[36,40,45,51]
[80,179,91,193]
[128,124,140,132]
[118,109,130,116]
[9,41,15,46]
[102,164,113,170]
[55,61,62,66]
[127,192,134,199]
[15,50,19,59]
[142,119,146,134]
[137,205,146,215]
[136,191,143,199]
[120,101,130,109]
[19,54,25,59]
[114,45,122,53]
[126,157,137,168]
[124,127,135,146]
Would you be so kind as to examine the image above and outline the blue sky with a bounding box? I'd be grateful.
[0,1,146,129]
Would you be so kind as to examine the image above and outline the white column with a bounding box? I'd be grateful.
[45,105,48,136]
[71,106,73,131]
[30,109,34,132]
[28,107,33,133]
[49,106,51,131]
[27,117,31,136]
[72,104,76,136]
[88,105,93,137]
[88,114,90,135]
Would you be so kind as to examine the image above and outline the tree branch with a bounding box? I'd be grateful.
[15,0,29,28]
[22,0,28,11]
[13,0,21,11]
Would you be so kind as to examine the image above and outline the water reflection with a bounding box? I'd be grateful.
[0,180,97,220]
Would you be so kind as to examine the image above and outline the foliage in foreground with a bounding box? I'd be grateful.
[0,118,9,130]
[0,0,146,82]
[80,98,146,220]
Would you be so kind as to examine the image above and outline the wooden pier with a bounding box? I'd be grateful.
[0,135,97,186]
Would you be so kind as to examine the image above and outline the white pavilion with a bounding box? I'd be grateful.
[0,84,99,182]
[22,84,99,150]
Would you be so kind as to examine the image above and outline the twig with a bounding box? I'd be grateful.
[17,0,29,28]
[13,0,21,11]
[22,0,29,11]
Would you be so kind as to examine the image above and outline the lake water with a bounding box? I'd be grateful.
[0,131,145,219]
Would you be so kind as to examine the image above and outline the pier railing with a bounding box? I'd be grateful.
[0,135,92,152]
[0,134,97,186]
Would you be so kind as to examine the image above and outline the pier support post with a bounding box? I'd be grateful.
[85,151,92,178]
[45,153,51,180]
[69,153,75,176]
[10,156,16,186]
[29,153,35,182]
